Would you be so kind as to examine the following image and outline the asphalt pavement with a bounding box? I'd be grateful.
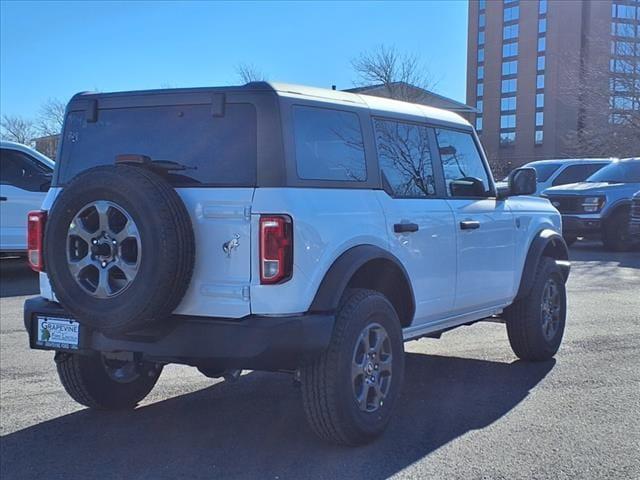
[1,241,639,479]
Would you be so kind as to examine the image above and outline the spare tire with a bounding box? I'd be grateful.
[45,164,195,335]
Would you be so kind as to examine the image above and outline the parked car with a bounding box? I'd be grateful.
[542,158,640,250]
[629,190,640,242]
[0,141,54,256]
[23,83,570,445]
[498,158,612,195]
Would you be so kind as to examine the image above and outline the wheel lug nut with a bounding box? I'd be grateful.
[374,364,379,370]
[92,239,98,245]
[112,240,117,245]
[101,261,107,268]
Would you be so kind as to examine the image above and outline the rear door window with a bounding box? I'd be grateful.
[58,103,257,186]
[292,106,366,182]
[0,149,50,191]
[373,118,437,198]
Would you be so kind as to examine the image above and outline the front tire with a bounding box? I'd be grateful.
[505,257,567,361]
[55,352,162,410]
[301,289,405,446]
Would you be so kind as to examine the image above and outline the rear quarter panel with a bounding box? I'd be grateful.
[250,188,388,315]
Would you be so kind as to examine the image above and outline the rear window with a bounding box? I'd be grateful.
[57,103,257,186]
[292,105,366,182]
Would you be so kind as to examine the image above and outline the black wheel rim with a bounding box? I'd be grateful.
[351,322,392,413]
[66,200,141,298]
[540,278,561,341]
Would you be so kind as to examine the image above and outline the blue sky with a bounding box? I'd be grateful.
[0,0,469,119]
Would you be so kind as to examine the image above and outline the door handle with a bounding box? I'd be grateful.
[0,196,7,201]
[394,222,419,233]
[460,220,480,230]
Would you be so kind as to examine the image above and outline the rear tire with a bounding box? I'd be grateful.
[55,352,162,410]
[602,210,633,252]
[301,289,405,446]
[505,257,566,361]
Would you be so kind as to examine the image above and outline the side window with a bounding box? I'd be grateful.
[292,106,366,182]
[373,119,436,198]
[0,149,48,191]
[435,129,490,197]
[552,164,600,186]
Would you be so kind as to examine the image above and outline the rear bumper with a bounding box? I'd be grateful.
[562,214,602,234]
[24,297,334,371]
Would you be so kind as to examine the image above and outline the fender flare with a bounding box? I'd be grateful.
[309,244,415,320]
[515,229,570,302]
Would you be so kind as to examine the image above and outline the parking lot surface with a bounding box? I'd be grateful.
[1,242,639,479]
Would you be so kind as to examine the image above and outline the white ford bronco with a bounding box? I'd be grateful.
[24,83,570,445]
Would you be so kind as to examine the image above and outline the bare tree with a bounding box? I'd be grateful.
[236,63,267,83]
[37,98,66,137]
[560,43,640,158]
[0,114,37,145]
[351,45,437,102]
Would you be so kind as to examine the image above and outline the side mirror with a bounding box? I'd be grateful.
[507,167,537,196]
[450,177,486,197]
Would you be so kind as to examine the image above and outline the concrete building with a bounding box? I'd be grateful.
[467,0,640,176]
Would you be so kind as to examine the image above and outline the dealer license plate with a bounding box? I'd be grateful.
[36,316,80,350]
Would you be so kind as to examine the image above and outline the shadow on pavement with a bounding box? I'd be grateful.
[0,258,39,298]
[0,353,554,480]
[569,241,640,269]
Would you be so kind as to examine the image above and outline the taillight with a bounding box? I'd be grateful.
[259,215,293,284]
[27,210,47,272]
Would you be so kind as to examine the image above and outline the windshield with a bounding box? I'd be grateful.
[531,163,562,182]
[502,163,561,183]
[586,161,640,183]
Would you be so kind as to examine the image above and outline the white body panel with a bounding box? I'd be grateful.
[0,142,53,252]
[0,184,46,251]
[249,188,389,315]
[375,192,457,324]
[446,198,516,311]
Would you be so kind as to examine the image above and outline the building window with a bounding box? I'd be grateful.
[503,24,519,40]
[535,130,544,144]
[478,66,484,80]
[538,18,547,33]
[539,0,547,15]
[537,74,545,89]
[479,13,486,28]
[478,48,485,63]
[612,22,636,38]
[500,114,516,129]
[476,116,483,131]
[610,58,633,74]
[502,78,517,93]
[612,4,637,20]
[501,96,517,112]
[538,37,546,52]
[476,100,484,113]
[477,83,484,97]
[503,0,518,4]
[502,60,518,76]
[504,6,520,22]
[536,112,544,127]
[503,42,518,58]
[500,131,516,145]
[612,41,636,56]
[478,30,485,45]
[537,55,546,71]
[612,96,634,110]
[536,93,545,108]
[479,0,486,11]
